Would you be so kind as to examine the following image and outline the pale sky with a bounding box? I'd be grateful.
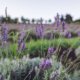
[0,0,80,21]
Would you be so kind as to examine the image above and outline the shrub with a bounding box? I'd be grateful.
[10,58,40,80]
[0,58,41,80]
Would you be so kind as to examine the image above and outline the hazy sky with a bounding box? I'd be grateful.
[0,0,80,20]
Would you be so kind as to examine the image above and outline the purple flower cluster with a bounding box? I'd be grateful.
[62,21,66,31]
[48,47,55,55]
[1,23,8,41]
[20,42,26,51]
[67,32,72,38]
[36,25,43,38]
[39,59,52,70]
[18,31,26,51]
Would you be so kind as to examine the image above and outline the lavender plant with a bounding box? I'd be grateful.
[1,23,8,47]
[17,29,26,51]
[36,24,44,38]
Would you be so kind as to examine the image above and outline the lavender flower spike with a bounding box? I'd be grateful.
[39,58,52,70]
[1,23,8,42]
[48,47,55,54]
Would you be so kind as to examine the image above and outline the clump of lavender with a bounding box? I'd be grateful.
[39,58,52,70]
[62,21,66,32]
[1,23,8,42]
[19,41,26,51]
[48,47,55,55]
[36,24,44,38]
[64,31,72,38]
[18,30,26,51]
[67,32,72,38]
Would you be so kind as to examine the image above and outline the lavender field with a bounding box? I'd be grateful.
[0,16,80,80]
[0,0,80,78]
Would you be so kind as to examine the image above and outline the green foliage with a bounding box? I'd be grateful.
[0,38,79,58]
[1,16,19,23]
[0,58,40,80]
[27,38,80,58]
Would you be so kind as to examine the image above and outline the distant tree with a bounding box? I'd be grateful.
[0,16,5,23]
[65,14,73,23]
[60,15,64,22]
[48,19,52,24]
[31,18,35,24]
[1,16,12,23]
[13,18,18,23]
[0,16,19,23]
[21,16,26,24]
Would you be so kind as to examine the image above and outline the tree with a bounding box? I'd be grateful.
[65,14,73,23]
[31,18,35,24]
[60,15,64,22]
[21,16,26,24]
[13,18,18,23]
[48,19,52,24]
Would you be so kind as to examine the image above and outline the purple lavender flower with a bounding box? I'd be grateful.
[36,25,43,38]
[1,23,8,41]
[39,59,52,70]
[62,21,66,31]
[48,47,55,54]
[65,31,72,38]
[18,30,26,51]
[67,32,72,38]
[20,42,26,50]
[19,31,25,40]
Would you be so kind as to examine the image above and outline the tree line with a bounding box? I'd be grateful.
[0,14,79,24]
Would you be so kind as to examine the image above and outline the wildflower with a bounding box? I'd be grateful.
[36,24,43,38]
[48,47,55,54]
[1,23,8,42]
[65,31,72,38]
[18,29,26,51]
[62,21,66,31]
[67,32,72,38]
[20,42,26,51]
[39,58,52,70]
[19,31,25,40]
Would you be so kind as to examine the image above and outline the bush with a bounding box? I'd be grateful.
[0,58,40,80]
[27,38,80,58]
[10,58,40,80]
